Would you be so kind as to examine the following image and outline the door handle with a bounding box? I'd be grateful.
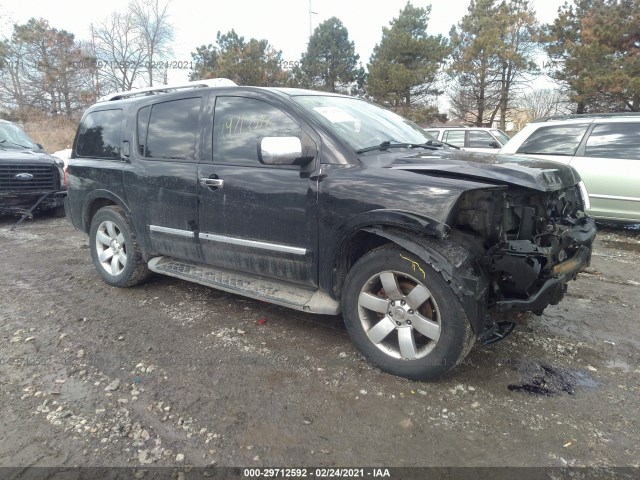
[200,177,224,189]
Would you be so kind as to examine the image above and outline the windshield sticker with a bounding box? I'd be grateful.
[313,107,361,132]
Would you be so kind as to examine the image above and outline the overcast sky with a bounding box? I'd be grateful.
[2,0,569,101]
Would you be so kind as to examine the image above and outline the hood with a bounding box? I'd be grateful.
[0,149,62,166]
[388,150,580,192]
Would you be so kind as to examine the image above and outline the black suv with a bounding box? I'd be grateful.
[0,119,65,216]
[65,79,596,380]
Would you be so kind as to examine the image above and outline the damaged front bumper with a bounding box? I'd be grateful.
[490,217,596,315]
[0,190,66,216]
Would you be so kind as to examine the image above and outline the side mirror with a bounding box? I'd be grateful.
[258,137,307,166]
[489,141,500,149]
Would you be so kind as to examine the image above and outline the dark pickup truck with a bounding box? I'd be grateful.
[65,80,596,380]
[0,119,65,217]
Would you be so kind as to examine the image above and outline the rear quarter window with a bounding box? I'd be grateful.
[516,124,589,156]
[76,109,123,159]
[584,123,640,159]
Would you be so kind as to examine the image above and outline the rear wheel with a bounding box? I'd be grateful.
[89,206,150,287]
[341,246,474,380]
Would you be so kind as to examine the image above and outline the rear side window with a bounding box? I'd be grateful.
[213,97,301,166]
[516,124,589,156]
[443,130,465,147]
[468,130,495,148]
[144,98,201,160]
[584,123,640,159]
[76,109,123,159]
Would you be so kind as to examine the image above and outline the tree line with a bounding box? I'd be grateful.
[1,0,638,127]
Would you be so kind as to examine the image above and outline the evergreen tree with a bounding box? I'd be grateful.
[544,0,640,112]
[298,17,359,93]
[190,30,289,87]
[448,0,538,127]
[367,1,449,116]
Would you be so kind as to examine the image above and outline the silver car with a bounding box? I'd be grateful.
[500,113,640,223]
[425,126,510,153]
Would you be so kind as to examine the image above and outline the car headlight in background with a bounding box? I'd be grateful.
[578,181,591,211]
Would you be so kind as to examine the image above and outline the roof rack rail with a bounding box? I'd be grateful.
[98,78,237,102]
[533,112,640,122]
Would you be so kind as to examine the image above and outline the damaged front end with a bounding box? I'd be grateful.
[452,182,596,317]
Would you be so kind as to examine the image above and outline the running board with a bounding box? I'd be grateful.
[148,257,341,315]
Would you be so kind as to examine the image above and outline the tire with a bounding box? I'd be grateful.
[341,245,475,381]
[89,206,150,287]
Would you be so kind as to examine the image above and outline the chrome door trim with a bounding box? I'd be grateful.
[199,232,307,255]
[149,225,195,238]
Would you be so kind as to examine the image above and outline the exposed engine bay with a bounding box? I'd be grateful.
[452,184,596,315]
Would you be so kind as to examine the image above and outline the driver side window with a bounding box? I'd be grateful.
[213,97,302,166]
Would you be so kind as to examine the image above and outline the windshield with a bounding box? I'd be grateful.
[0,122,39,150]
[292,95,437,152]
[492,129,510,145]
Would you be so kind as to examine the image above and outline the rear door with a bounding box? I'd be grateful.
[197,94,319,286]
[123,95,203,260]
[572,122,640,221]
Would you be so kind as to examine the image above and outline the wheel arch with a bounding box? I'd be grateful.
[330,221,489,335]
[327,210,450,299]
[81,190,129,233]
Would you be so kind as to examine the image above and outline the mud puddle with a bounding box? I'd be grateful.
[507,361,599,396]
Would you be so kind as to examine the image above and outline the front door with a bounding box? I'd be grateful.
[197,95,318,286]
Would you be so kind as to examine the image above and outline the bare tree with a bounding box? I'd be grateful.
[517,88,571,122]
[91,12,146,92]
[129,0,173,87]
[494,0,540,130]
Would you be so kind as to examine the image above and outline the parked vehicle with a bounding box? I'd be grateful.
[424,126,510,152]
[500,113,640,223]
[0,119,66,217]
[65,80,596,380]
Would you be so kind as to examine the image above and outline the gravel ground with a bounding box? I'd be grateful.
[0,215,638,470]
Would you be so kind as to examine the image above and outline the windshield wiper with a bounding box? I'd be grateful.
[0,139,32,149]
[356,140,444,154]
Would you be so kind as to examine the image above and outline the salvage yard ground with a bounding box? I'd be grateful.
[0,215,639,468]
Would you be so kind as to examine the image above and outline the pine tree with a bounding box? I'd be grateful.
[298,17,359,93]
[367,1,449,113]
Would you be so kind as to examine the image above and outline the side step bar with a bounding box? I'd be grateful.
[148,257,341,315]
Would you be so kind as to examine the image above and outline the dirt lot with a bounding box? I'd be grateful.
[0,214,639,470]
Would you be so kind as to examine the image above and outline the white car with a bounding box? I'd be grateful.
[424,127,510,152]
[499,113,640,223]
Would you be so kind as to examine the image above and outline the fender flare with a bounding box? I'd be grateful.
[81,190,130,232]
[340,209,450,240]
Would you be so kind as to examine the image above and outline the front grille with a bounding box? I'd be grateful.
[0,164,58,192]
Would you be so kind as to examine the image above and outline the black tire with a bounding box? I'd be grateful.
[341,245,475,381]
[89,206,150,287]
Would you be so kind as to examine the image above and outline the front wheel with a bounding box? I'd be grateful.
[341,246,475,380]
[89,206,150,287]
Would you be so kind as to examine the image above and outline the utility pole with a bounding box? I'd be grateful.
[309,0,318,37]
